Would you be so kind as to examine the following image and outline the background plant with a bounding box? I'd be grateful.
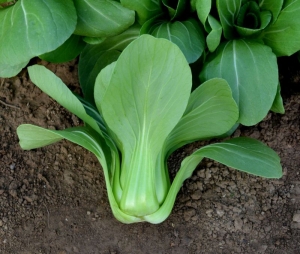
[0,0,135,77]
[195,0,300,125]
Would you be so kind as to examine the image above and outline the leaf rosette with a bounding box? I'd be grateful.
[215,0,300,56]
[17,35,282,224]
[218,0,274,39]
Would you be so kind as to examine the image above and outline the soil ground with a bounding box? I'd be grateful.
[0,56,300,254]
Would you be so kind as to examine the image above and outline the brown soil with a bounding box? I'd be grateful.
[0,56,300,254]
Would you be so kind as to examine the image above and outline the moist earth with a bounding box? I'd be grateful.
[0,56,300,254]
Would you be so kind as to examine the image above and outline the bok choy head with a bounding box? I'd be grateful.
[17,35,282,224]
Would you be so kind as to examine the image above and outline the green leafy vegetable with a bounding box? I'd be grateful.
[17,35,282,223]
[193,0,300,125]
[0,0,77,77]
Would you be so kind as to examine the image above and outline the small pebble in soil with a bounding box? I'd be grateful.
[292,213,300,223]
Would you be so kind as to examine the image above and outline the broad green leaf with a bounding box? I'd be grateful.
[17,124,141,223]
[73,0,135,37]
[79,24,140,104]
[17,124,63,150]
[141,18,205,63]
[17,124,112,178]
[259,0,283,24]
[39,35,86,63]
[162,0,187,20]
[99,35,192,217]
[195,0,211,26]
[262,0,300,56]
[166,78,238,154]
[0,61,28,78]
[271,83,285,114]
[196,137,282,178]
[206,15,222,52]
[216,0,242,39]
[0,0,76,77]
[120,0,163,24]
[27,65,100,134]
[145,137,282,223]
[200,40,278,126]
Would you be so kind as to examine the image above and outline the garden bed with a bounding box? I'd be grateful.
[0,56,300,253]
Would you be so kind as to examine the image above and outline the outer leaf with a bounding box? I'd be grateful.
[99,35,192,217]
[200,40,278,126]
[73,0,135,37]
[166,78,238,154]
[0,61,28,78]
[120,0,162,24]
[216,0,242,39]
[141,18,205,63]
[0,0,77,77]
[262,0,300,56]
[145,137,282,224]
[17,124,141,224]
[79,25,140,104]
[27,65,100,134]
[39,35,86,63]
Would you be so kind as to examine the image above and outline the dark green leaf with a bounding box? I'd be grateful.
[271,83,285,114]
[73,0,135,37]
[258,0,283,24]
[141,18,205,63]
[263,0,300,56]
[216,0,242,39]
[79,25,140,104]
[162,0,187,20]
[39,35,86,63]
[120,0,162,24]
